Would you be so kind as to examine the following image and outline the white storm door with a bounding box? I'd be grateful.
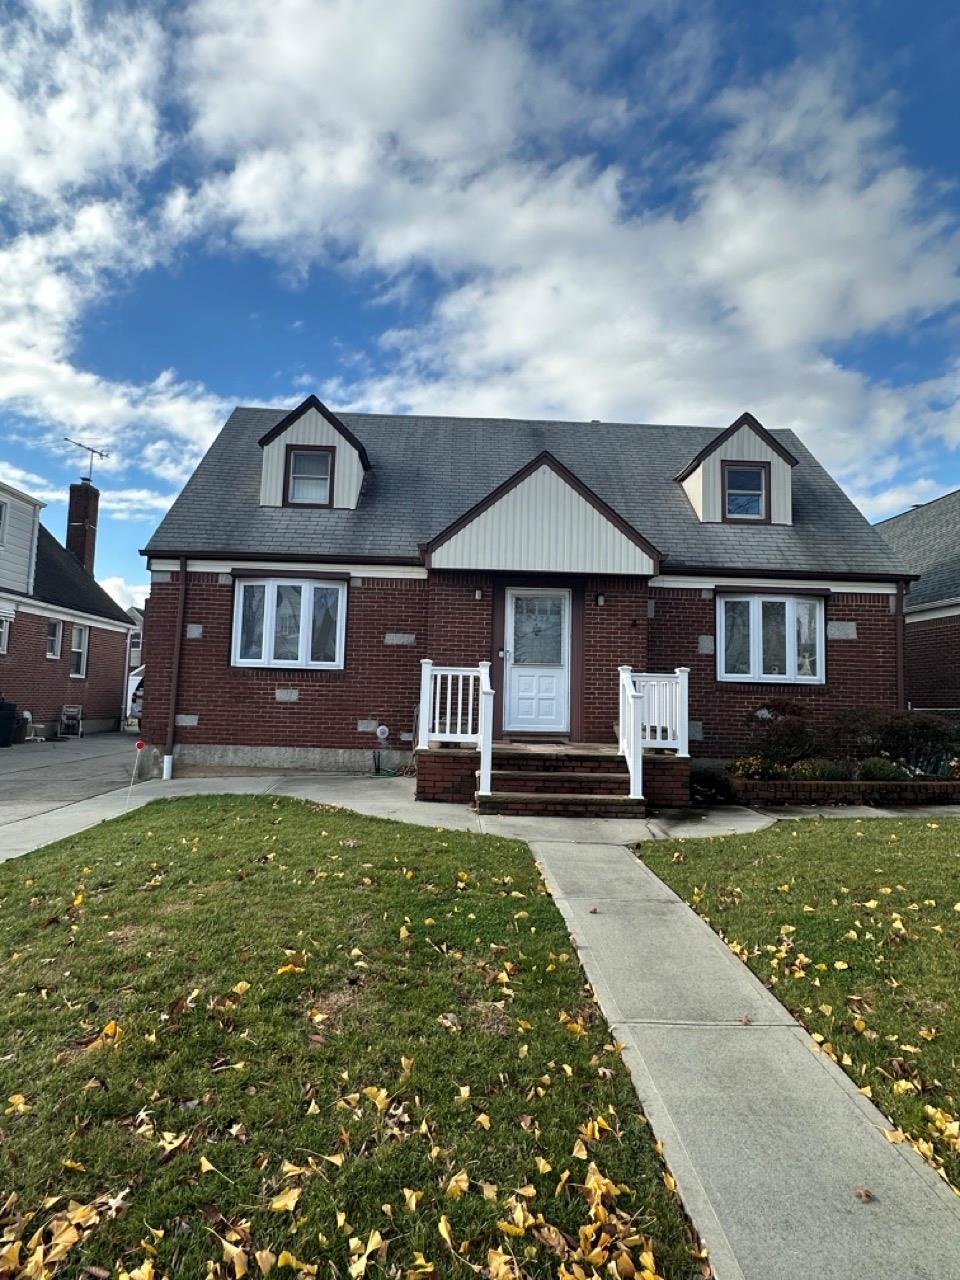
[504,588,571,732]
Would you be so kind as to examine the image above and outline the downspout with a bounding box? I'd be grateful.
[163,556,188,781]
[895,580,906,710]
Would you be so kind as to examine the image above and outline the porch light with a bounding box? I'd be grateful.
[596,593,605,607]
[475,588,483,600]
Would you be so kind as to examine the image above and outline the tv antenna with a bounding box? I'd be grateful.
[63,437,110,482]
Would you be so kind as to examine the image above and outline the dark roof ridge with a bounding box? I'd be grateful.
[875,485,960,526]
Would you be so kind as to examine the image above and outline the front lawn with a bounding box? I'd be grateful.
[642,817,960,1192]
[0,797,700,1279]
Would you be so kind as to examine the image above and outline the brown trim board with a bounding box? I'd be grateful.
[256,394,371,469]
[675,411,799,481]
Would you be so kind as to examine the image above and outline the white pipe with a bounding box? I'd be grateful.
[162,753,173,781]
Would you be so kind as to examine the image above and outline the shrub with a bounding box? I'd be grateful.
[691,765,737,803]
[731,754,789,780]
[857,755,911,782]
[874,711,958,775]
[788,756,848,781]
[743,701,817,767]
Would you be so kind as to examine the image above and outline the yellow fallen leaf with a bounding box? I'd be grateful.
[321,1153,344,1168]
[5,1093,30,1115]
[438,1215,454,1247]
[223,1239,249,1278]
[475,1113,491,1130]
[233,981,251,995]
[535,1157,552,1174]
[663,1172,677,1192]
[270,1186,302,1212]
[833,961,849,970]
[403,1187,423,1212]
[61,1158,85,1171]
[255,1250,276,1275]
[446,1169,469,1199]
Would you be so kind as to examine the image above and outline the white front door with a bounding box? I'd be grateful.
[504,588,571,732]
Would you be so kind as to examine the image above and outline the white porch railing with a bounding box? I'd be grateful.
[630,667,690,756]
[618,666,690,799]
[417,658,494,795]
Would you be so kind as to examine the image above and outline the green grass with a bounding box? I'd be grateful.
[641,816,960,1191]
[0,797,700,1279]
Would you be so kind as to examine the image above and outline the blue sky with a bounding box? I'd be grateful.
[1,0,959,606]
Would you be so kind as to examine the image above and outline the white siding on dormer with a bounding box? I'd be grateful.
[682,424,792,524]
[0,483,42,594]
[259,406,364,508]
[431,464,656,575]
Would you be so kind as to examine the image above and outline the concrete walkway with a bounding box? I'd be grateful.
[0,733,138,824]
[534,840,960,1280]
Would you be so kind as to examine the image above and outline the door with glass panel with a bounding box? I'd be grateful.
[503,589,571,732]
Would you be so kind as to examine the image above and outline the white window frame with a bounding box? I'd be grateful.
[0,500,6,546]
[287,449,332,506]
[0,618,9,654]
[231,578,347,670]
[723,464,767,521]
[70,624,89,678]
[716,594,825,684]
[46,619,63,659]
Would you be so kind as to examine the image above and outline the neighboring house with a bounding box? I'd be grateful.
[0,476,134,737]
[127,606,144,668]
[141,397,910,811]
[878,490,960,711]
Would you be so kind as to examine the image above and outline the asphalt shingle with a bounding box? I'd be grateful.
[144,407,908,579]
[878,490,960,608]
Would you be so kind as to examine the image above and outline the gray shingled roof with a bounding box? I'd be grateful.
[878,490,960,608]
[144,407,908,578]
[32,526,132,625]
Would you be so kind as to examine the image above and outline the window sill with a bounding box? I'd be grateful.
[230,662,345,672]
[69,673,87,680]
[717,675,824,686]
[46,653,61,661]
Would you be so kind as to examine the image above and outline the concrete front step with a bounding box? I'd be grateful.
[486,768,631,796]
[476,790,645,817]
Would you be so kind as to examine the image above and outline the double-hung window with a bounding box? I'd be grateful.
[0,618,9,655]
[286,448,333,506]
[46,619,62,658]
[70,624,89,677]
[232,578,347,669]
[722,463,767,520]
[718,595,824,683]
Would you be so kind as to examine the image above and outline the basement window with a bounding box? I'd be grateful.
[232,578,346,669]
[717,595,823,683]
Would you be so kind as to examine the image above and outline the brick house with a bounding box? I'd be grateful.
[878,491,960,711]
[141,397,910,812]
[0,476,134,737]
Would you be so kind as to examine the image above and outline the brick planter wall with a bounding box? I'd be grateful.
[729,776,960,807]
[0,610,128,733]
[648,586,900,757]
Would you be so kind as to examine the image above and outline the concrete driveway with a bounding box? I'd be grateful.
[0,732,141,825]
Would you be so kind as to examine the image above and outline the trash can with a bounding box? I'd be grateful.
[0,701,17,748]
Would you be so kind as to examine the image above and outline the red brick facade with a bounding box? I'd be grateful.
[902,614,960,710]
[0,608,128,731]
[143,570,902,763]
[648,587,901,756]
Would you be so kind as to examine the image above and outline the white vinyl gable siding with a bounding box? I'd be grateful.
[430,464,656,575]
[0,484,42,594]
[681,423,792,524]
[259,406,363,508]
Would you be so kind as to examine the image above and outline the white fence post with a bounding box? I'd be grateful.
[618,664,630,754]
[629,681,645,799]
[417,658,433,750]
[477,660,494,796]
[675,666,690,757]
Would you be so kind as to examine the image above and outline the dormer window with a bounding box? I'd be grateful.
[722,462,768,522]
[285,446,333,507]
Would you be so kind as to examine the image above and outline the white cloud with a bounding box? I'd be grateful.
[98,575,149,610]
[0,0,959,557]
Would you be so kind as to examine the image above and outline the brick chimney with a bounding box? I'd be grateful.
[67,478,99,574]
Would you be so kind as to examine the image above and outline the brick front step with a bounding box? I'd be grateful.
[476,791,646,817]
[486,768,630,796]
[491,744,626,774]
